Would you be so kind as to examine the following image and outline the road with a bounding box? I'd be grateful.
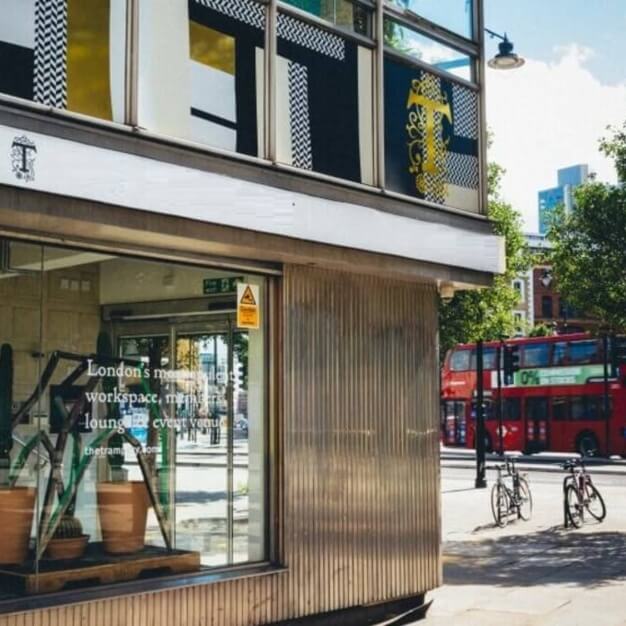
[415,463,626,625]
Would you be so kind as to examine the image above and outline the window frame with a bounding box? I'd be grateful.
[0,233,282,610]
[0,0,487,219]
[520,342,550,369]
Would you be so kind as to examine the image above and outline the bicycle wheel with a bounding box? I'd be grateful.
[517,477,533,521]
[491,483,509,528]
[565,485,583,528]
[584,481,606,522]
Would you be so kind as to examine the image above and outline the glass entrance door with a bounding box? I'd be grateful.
[117,317,260,566]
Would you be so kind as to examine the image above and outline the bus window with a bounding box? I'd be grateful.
[521,343,550,368]
[450,349,471,371]
[552,397,568,420]
[552,342,568,366]
[569,340,601,364]
[470,347,497,370]
[585,396,608,421]
[442,400,465,419]
[525,397,548,420]
[503,397,521,421]
[471,400,494,420]
[571,397,586,420]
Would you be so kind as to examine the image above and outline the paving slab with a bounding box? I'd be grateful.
[411,467,626,626]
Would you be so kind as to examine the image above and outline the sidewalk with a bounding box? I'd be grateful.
[417,469,626,626]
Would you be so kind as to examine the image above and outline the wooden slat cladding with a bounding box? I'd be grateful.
[1,266,441,626]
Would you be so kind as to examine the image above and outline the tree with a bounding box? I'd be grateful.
[598,121,626,184]
[438,151,531,360]
[528,323,554,338]
[548,124,626,330]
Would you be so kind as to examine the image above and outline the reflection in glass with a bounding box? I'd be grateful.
[281,0,372,35]
[386,0,473,39]
[384,18,472,80]
[175,333,229,566]
[0,241,267,598]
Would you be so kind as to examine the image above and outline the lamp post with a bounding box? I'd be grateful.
[485,29,525,70]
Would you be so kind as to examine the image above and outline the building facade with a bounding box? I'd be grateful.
[538,164,589,235]
[513,234,595,336]
[0,1,502,624]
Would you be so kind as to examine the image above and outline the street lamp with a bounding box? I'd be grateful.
[485,29,525,70]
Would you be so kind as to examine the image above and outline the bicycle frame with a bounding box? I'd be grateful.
[562,460,595,527]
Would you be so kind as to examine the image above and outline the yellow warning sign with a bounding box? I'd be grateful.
[237,283,260,329]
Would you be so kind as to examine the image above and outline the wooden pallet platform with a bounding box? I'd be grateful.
[0,544,201,595]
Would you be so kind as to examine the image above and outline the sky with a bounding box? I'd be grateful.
[483,0,626,232]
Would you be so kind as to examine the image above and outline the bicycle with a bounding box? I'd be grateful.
[490,457,533,527]
[562,458,606,528]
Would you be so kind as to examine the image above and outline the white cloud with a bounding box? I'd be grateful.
[486,43,626,232]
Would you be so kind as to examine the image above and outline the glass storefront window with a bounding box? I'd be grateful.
[386,0,474,40]
[275,10,375,184]
[0,240,268,599]
[137,0,266,158]
[281,0,373,36]
[384,18,472,81]
[0,0,127,122]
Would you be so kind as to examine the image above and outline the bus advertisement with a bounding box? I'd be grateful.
[441,334,626,457]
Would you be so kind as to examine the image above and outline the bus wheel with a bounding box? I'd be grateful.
[576,432,599,458]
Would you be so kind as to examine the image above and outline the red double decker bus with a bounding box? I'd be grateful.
[441,333,626,457]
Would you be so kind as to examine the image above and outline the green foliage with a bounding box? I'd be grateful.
[549,182,626,331]
[0,343,13,485]
[599,121,626,183]
[438,157,531,360]
[528,323,553,337]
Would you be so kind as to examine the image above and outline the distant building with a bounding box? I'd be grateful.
[538,164,589,235]
[513,233,596,336]
[511,234,552,335]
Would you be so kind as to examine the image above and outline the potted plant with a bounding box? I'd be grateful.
[95,331,151,554]
[45,434,89,560]
[0,343,36,565]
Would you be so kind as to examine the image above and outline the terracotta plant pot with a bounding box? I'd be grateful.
[0,486,36,565]
[97,481,150,554]
[45,534,89,560]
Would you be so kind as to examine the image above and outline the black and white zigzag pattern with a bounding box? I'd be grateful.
[34,0,67,109]
[278,13,345,60]
[446,152,479,189]
[193,0,265,29]
[288,61,313,170]
[452,83,478,140]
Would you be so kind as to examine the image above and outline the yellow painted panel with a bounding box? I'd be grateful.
[67,0,113,121]
[189,20,235,75]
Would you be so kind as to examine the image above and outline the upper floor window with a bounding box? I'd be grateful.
[0,0,127,122]
[552,341,568,366]
[541,295,553,319]
[569,339,601,365]
[521,342,549,368]
[450,349,471,371]
[281,0,373,36]
[383,19,473,81]
[470,346,497,370]
[386,0,474,40]
[512,279,524,301]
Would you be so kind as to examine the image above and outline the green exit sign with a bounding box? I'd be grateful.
[203,276,243,295]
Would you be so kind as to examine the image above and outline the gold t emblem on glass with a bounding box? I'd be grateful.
[406,76,452,199]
